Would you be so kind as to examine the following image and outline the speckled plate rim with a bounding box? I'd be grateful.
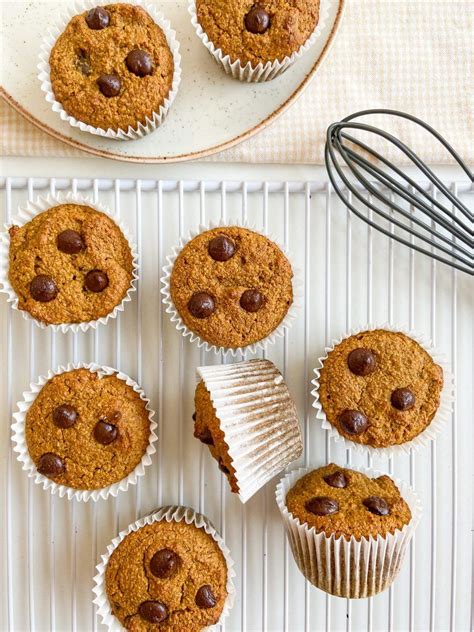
[11,362,158,502]
[0,0,345,163]
[92,505,236,631]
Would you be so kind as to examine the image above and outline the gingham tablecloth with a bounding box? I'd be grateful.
[1,0,473,165]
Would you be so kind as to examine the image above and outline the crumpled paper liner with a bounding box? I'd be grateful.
[0,191,139,334]
[276,465,422,598]
[197,359,303,503]
[311,323,454,458]
[12,362,157,502]
[92,505,236,630]
[38,0,182,140]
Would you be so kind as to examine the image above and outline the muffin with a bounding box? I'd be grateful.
[276,465,421,598]
[48,3,176,132]
[102,507,232,631]
[8,202,135,327]
[23,367,152,493]
[166,226,294,350]
[193,359,302,503]
[315,329,444,448]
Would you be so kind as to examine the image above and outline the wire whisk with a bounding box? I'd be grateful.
[325,109,474,275]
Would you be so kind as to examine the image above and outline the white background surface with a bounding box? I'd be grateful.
[0,157,473,632]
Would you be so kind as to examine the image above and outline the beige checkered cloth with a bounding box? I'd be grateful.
[1,0,473,164]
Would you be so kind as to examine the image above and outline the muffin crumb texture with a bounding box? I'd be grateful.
[105,519,228,631]
[25,368,150,490]
[286,464,412,540]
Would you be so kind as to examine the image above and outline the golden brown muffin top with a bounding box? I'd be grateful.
[105,519,228,631]
[318,330,443,448]
[8,204,134,325]
[196,0,320,66]
[25,368,150,490]
[49,4,174,131]
[286,464,412,540]
[169,227,293,349]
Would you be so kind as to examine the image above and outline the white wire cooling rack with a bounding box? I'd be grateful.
[0,176,472,632]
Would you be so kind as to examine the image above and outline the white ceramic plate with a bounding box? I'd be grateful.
[0,0,344,163]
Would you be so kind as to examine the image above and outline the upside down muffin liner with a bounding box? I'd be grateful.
[196,359,303,504]
[92,505,236,630]
[11,362,157,502]
[188,0,331,82]
[311,324,454,458]
[160,220,302,356]
[276,466,422,599]
[0,192,139,334]
[38,0,182,140]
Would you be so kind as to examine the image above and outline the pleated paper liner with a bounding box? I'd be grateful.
[276,466,422,599]
[93,505,236,631]
[12,362,157,502]
[38,0,182,140]
[197,359,303,503]
[311,323,454,458]
[188,0,330,82]
[0,191,139,334]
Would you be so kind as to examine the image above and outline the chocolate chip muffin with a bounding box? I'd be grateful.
[168,227,294,349]
[105,516,228,631]
[286,464,412,540]
[25,368,150,490]
[49,4,175,131]
[195,0,320,66]
[317,329,444,448]
[8,203,134,326]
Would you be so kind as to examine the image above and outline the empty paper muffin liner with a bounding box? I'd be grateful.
[38,0,182,140]
[197,359,303,503]
[311,324,454,458]
[276,466,422,599]
[189,0,330,82]
[0,191,139,334]
[93,505,236,630]
[11,362,157,502]
[160,220,302,356]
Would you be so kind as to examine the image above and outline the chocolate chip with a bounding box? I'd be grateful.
[192,412,197,421]
[85,7,110,30]
[38,453,65,476]
[126,49,153,76]
[245,6,271,34]
[196,426,214,446]
[109,411,122,423]
[305,496,339,516]
[363,496,390,516]
[339,410,369,435]
[85,270,109,292]
[347,348,376,376]
[93,420,118,445]
[391,388,415,411]
[30,275,58,302]
[323,470,347,488]
[218,459,230,474]
[195,585,217,609]
[188,292,215,318]
[138,601,168,624]
[240,289,264,312]
[208,235,235,262]
[150,548,180,579]
[52,404,78,428]
[97,74,121,97]
[57,229,84,254]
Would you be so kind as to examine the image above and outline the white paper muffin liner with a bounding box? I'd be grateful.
[92,505,236,630]
[38,0,182,140]
[11,362,157,502]
[197,359,303,504]
[161,220,302,356]
[311,324,455,458]
[0,192,139,334]
[189,0,330,82]
[276,465,422,598]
